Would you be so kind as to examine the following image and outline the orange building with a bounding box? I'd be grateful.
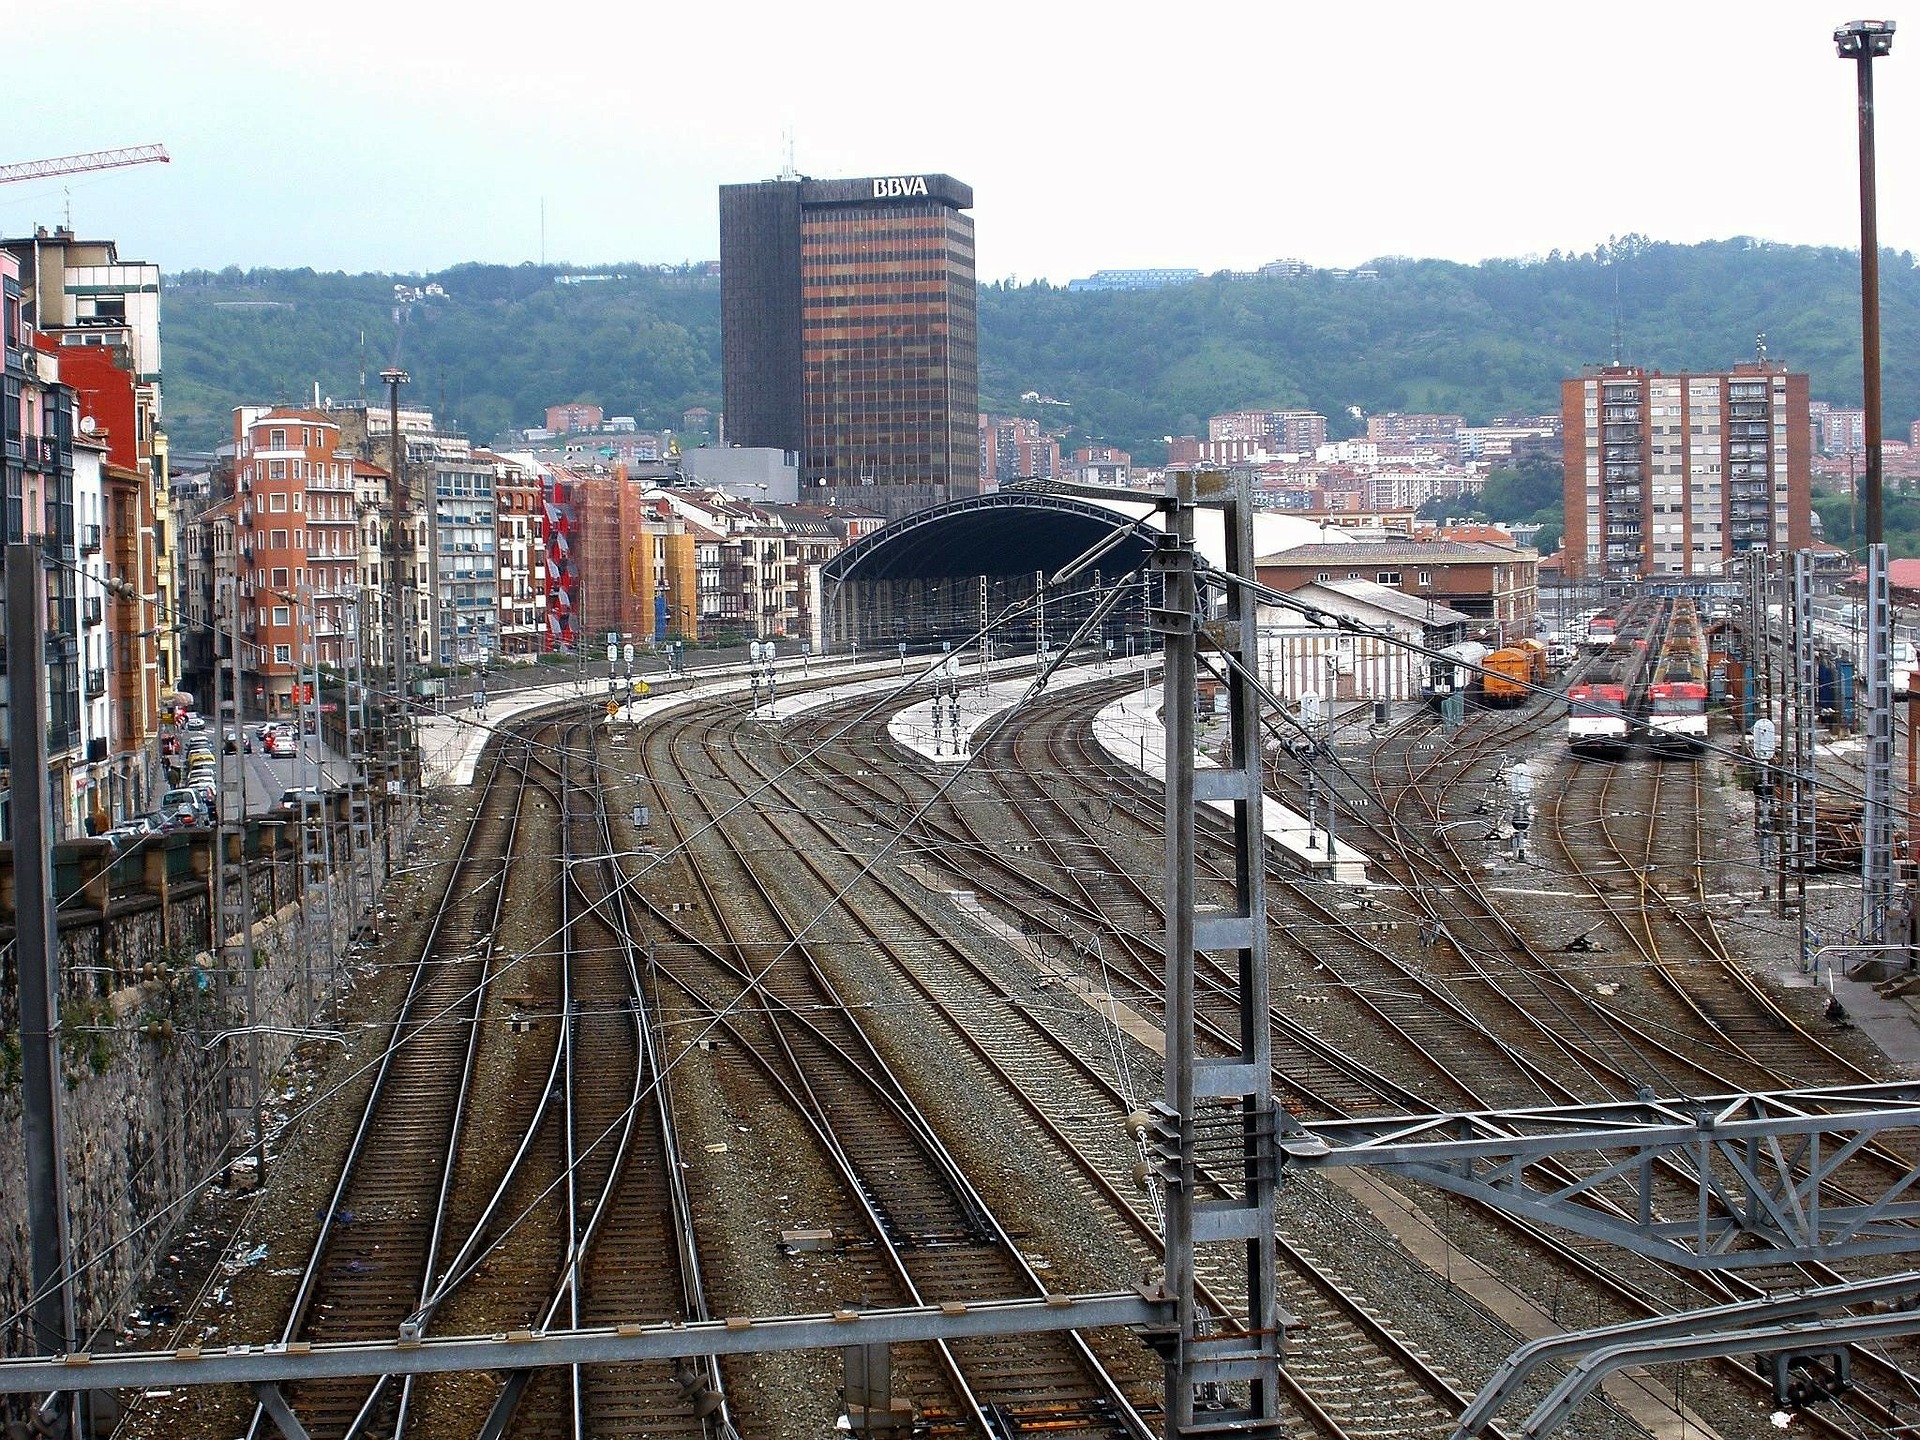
[225,407,363,713]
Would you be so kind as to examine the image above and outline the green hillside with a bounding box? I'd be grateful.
[159,238,1920,466]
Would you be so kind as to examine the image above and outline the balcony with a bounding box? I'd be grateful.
[80,523,101,554]
[82,596,102,626]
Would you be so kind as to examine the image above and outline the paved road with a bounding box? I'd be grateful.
[169,734,355,818]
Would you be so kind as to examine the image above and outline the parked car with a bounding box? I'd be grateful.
[156,789,208,829]
[271,787,326,818]
[103,816,156,847]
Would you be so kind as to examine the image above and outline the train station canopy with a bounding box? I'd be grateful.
[819,484,1349,648]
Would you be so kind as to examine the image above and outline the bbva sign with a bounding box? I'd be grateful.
[872,176,930,198]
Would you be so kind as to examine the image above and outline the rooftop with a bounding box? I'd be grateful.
[1256,539,1536,566]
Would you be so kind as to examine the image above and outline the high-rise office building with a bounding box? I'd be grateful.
[1562,361,1811,581]
[721,173,978,519]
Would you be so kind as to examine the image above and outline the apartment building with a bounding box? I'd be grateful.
[1070,446,1132,487]
[483,450,546,659]
[1208,409,1328,452]
[1561,361,1811,581]
[647,488,882,644]
[60,343,166,823]
[979,414,1061,488]
[557,465,696,651]
[423,442,499,668]
[1366,413,1464,448]
[213,408,362,713]
[5,228,178,702]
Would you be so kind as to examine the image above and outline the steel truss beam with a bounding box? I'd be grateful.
[0,1293,1167,1399]
[1516,1310,1920,1439]
[1292,1083,1920,1267]
[1454,1270,1920,1437]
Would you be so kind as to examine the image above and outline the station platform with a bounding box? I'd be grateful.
[419,651,1368,885]
[1088,686,1370,887]
[877,659,1370,886]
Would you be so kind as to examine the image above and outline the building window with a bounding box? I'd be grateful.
[272,567,288,587]
[1417,569,1432,587]
[272,605,290,626]
[274,645,291,664]
[269,492,287,513]
[1315,571,1331,582]
[268,460,287,480]
[1377,571,1401,585]
[269,428,286,449]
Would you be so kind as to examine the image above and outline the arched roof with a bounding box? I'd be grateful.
[822,491,1154,584]
[822,487,1350,587]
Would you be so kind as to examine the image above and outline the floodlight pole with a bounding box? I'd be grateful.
[1837,18,1898,945]
[1839,19,1893,543]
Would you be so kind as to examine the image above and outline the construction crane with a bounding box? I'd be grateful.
[0,144,170,186]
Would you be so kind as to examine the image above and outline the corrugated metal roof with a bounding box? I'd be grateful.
[1314,577,1476,627]
[1256,539,1535,565]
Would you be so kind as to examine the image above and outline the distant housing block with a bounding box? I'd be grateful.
[1065,268,1202,293]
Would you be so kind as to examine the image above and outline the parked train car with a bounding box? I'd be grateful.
[1421,641,1488,710]
[1642,598,1708,754]
[1585,610,1618,650]
[1480,638,1548,706]
[1568,635,1648,757]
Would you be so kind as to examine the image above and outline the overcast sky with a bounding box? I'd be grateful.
[6,1,1914,283]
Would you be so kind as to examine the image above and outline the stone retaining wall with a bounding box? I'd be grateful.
[0,805,417,1356]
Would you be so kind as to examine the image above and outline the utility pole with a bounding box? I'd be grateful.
[381,368,411,859]
[1792,552,1818,969]
[344,599,376,960]
[297,587,334,1017]
[7,544,77,1375]
[215,576,262,1168]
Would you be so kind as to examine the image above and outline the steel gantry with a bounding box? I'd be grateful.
[1289,1082,1920,1268]
[1147,467,1285,1438]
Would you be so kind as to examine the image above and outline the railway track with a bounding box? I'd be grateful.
[255,734,537,1439]
[633,701,1160,1439]
[145,649,1920,1440]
